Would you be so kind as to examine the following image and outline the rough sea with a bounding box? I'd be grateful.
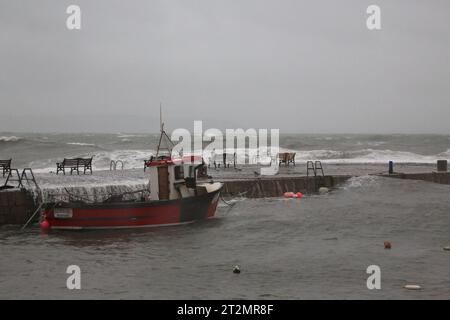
[1,133,450,171]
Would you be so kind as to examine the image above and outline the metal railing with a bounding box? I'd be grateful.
[110,160,125,171]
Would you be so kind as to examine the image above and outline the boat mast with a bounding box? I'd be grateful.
[155,103,174,158]
[160,102,163,131]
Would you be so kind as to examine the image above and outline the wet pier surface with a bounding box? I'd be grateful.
[0,162,440,190]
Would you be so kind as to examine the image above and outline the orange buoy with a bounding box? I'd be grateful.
[283,192,294,198]
[384,241,391,249]
[296,192,303,198]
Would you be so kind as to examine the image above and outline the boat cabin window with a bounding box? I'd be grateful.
[174,165,184,180]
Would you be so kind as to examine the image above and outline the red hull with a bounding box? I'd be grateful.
[43,189,221,230]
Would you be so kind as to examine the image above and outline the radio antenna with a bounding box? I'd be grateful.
[160,102,163,131]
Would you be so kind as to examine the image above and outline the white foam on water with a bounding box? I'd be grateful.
[342,175,382,189]
[0,136,22,142]
[289,148,450,164]
[66,142,96,146]
[117,134,148,138]
[438,149,450,157]
[29,149,157,172]
[19,147,450,174]
[93,149,157,170]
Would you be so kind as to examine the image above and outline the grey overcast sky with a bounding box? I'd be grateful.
[0,0,449,133]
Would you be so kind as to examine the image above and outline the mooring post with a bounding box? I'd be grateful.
[388,161,394,174]
[437,160,448,172]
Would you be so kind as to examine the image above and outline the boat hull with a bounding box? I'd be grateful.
[42,188,221,230]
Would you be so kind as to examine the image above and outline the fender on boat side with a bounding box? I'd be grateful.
[199,182,223,194]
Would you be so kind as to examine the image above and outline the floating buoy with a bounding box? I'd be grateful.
[404,284,422,290]
[384,241,392,249]
[318,187,329,194]
[40,219,50,230]
[233,265,241,274]
[284,192,303,198]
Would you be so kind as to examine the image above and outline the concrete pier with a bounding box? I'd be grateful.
[0,189,36,225]
[382,172,450,185]
[221,175,351,198]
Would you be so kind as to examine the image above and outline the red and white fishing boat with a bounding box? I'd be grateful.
[40,117,223,230]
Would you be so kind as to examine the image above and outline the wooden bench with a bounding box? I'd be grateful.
[211,152,236,168]
[56,157,93,175]
[278,152,296,166]
[78,157,93,174]
[0,159,12,177]
[287,152,296,166]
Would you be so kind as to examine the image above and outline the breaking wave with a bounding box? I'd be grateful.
[89,149,156,170]
[0,136,22,142]
[66,142,97,146]
[342,175,382,189]
[116,134,148,138]
[283,148,450,164]
[82,148,450,169]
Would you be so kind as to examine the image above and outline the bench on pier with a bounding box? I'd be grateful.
[0,159,12,177]
[56,157,93,175]
[279,152,296,166]
[210,152,236,169]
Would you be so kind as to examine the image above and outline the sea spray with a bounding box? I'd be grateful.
[38,183,150,203]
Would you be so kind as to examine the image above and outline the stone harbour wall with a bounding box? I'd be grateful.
[383,172,450,185]
[221,175,352,198]
[0,189,36,225]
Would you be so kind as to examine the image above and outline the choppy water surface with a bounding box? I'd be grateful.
[0,176,449,299]
[1,133,450,171]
